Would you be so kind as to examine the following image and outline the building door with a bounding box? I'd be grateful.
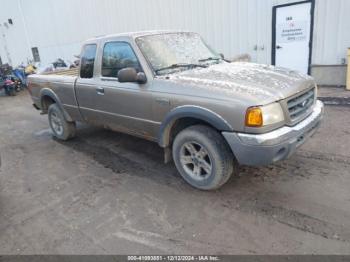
[272,1,314,74]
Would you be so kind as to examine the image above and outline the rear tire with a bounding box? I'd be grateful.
[172,125,234,190]
[48,104,76,140]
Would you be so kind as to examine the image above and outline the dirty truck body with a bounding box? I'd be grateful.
[28,31,324,190]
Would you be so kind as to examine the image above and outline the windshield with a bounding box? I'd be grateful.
[136,32,221,75]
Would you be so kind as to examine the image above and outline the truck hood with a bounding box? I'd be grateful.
[164,62,315,105]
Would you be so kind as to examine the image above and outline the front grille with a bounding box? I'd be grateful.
[287,88,315,121]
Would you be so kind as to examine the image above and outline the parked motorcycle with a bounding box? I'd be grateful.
[0,77,16,96]
[0,64,27,96]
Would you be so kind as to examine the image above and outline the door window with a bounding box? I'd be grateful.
[101,42,142,78]
[80,44,97,78]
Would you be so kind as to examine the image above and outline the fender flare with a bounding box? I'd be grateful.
[39,88,73,122]
[158,105,233,147]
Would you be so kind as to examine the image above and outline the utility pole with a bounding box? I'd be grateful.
[0,24,12,66]
[17,0,33,62]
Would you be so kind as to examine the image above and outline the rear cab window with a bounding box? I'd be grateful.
[101,42,142,78]
[80,44,97,78]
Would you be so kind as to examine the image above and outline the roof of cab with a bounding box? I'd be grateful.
[84,30,191,43]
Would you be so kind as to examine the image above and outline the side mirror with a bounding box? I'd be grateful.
[117,67,147,84]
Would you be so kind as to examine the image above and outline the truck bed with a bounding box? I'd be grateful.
[40,67,79,77]
[28,68,79,113]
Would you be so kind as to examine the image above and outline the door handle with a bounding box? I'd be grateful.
[276,45,283,49]
[96,87,104,95]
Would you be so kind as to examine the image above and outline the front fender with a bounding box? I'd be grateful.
[158,105,233,147]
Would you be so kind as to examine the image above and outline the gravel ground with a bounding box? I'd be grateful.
[0,90,350,254]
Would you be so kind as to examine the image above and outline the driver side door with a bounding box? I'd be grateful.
[78,41,157,140]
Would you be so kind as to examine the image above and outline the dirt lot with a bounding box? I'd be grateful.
[1,91,350,254]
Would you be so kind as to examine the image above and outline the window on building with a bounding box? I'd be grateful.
[0,56,2,66]
[101,42,142,78]
[31,47,40,62]
[80,44,97,79]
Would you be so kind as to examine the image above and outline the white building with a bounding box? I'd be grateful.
[0,0,349,85]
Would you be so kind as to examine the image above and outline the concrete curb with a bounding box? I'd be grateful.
[318,96,350,106]
[317,86,350,106]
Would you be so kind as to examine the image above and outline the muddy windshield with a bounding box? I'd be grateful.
[136,32,221,75]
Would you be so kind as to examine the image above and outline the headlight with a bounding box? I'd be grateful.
[245,102,284,127]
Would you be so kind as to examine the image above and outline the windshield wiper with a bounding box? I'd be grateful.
[155,63,207,74]
[198,57,221,62]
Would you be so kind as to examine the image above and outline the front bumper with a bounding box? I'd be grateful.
[222,100,324,166]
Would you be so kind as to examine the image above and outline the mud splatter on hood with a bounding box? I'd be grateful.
[162,62,314,105]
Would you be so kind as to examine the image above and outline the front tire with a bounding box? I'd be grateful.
[172,125,235,190]
[48,104,76,140]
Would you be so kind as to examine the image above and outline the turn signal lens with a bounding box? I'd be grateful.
[245,107,263,127]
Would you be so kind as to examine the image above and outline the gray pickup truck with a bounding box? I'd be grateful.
[28,31,324,190]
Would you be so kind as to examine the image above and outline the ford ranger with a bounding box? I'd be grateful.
[28,31,324,190]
